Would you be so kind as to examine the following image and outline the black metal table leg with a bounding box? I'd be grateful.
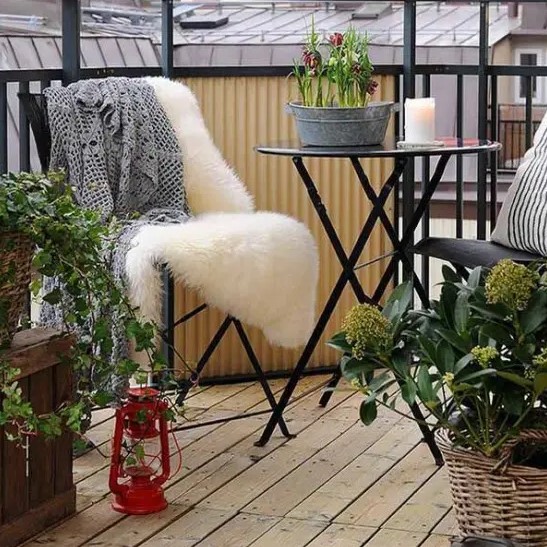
[373,153,452,305]
[256,157,407,446]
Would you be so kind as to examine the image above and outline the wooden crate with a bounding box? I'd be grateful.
[0,328,75,547]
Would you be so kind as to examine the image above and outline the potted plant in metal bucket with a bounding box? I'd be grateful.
[288,24,393,146]
[329,261,547,546]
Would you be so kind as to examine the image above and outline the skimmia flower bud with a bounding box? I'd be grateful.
[471,346,499,368]
[485,259,539,311]
[342,304,392,360]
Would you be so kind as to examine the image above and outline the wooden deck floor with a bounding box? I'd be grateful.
[25,375,458,547]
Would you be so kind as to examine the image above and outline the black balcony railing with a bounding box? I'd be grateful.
[1,0,547,295]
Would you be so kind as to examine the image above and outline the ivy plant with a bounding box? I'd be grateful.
[0,171,178,445]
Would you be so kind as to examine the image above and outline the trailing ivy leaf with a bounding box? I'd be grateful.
[359,399,377,425]
[42,288,62,305]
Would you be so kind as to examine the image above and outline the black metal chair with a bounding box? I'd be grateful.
[19,91,293,439]
[413,237,543,274]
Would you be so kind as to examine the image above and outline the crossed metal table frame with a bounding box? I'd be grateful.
[253,139,499,463]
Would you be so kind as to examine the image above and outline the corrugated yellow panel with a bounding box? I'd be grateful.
[174,75,395,378]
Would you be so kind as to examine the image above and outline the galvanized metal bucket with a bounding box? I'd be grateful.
[287,101,394,147]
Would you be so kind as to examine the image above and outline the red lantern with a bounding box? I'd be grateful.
[109,387,172,515]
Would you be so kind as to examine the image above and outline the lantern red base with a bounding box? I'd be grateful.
[111,482,168,515]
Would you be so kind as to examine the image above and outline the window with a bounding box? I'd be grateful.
[514,49,543,103]
[519,52,538,99]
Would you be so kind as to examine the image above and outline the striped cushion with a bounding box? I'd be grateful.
[492,111,547,255]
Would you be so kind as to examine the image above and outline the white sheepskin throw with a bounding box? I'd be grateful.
[125,78,319,348]
[144,77,254,215]
[126,213,318,348]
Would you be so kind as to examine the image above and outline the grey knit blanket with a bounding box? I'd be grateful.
[41,77,190,389]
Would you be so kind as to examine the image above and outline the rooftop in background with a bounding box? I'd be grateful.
[0,1,523,68]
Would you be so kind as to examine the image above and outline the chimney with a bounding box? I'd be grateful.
[508,2,519,18]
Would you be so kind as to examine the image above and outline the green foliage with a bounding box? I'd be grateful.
[0,171,173,445]
[329,263,547,460]
[291,20,377,108]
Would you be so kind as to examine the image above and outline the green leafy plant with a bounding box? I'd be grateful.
[329,261,547,462]
[0,171,180,445]
[291,21,377,107]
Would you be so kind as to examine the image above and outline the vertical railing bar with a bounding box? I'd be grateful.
[490,74,498,230]
[476,0,489,240]
[525,76,533,151]
[421,73,431,300]
[40,80,51,92]
[402,0,417,284]
[0,82,7,174]
[162,0,174,79]
[456,74,464,238]
[61,0,81,85]
[18,81,30,172]
[393,76,401,287]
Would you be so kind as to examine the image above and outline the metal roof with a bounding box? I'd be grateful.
[165,1,519,67]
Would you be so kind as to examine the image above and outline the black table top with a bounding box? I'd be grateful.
[255,137,501,158]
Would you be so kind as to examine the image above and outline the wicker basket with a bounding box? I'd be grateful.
[437,428,547,547]
[0,232,34,346]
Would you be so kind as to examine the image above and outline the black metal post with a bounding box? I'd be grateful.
[162,0,174,78]
[402,0,417,281]
[62,0,81,85]
[456,75,464,238]
[0,83,7,174]
[18,82,30,172]
[162,269,175,371]
[525,76,533,151]
[476,0,489,240]
[490,75,498,229]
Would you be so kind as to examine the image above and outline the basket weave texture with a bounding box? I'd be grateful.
[0,232,34,346]
[437,428,547,547]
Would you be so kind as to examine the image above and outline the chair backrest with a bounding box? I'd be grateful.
[18,92,51,173]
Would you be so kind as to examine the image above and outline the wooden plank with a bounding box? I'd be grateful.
[306,523,376,547]
[246,516,326,547]
[363,528,427,546]
[54,361,74,495]
[29,367,55,507]
[199,418,358,512]
[335,444,439,527]
[244,415,401,518]
[0,487,75,547]
[432,509,458,537]
[194,513,279,547]
[288,420,421,522]
[384,468,451,534]
[139,508,235,547]
[33,377,329,546]
[2,377,29,522]
[421,534,452,547]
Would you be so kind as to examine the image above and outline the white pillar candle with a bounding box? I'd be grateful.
[404,98,436,143]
